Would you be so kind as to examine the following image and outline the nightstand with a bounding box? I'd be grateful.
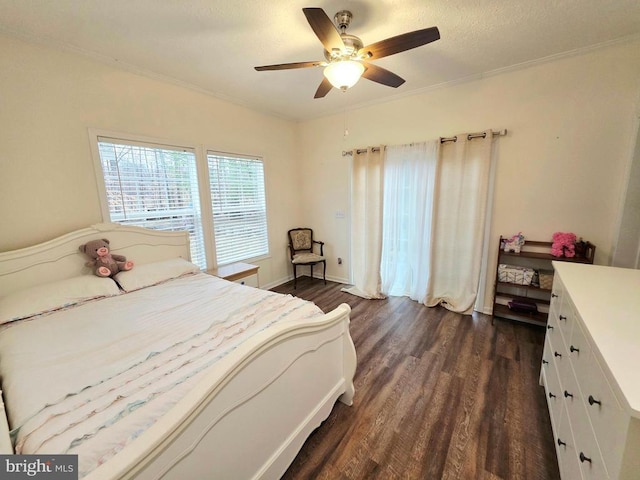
[208,262,259,287]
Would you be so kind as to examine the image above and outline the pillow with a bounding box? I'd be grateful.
[114,258,200,292]
[0,276,120,325]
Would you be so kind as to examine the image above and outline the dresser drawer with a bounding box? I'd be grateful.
[547,328,572,393]
[208,262,260,288]
[542,335,564,432]
[545,302,562,345]
[556,296,574,354]
[555,403,583,480]
[580,351,627,479]
[567,317,592,387]
[548,282,565,335]
[549,279,564,317]
[564,367,609,480]
[234,273,258,287]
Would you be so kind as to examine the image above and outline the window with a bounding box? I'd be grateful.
[93,134,269,271]
[208,152,269,265]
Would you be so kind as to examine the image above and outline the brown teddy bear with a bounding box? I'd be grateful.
[79,238,134,278]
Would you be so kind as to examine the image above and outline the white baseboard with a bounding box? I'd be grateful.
[326,274,350,285]
[260,276,292,290]
[262,274,351,290]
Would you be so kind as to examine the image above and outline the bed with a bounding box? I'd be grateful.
[0,223,356,479]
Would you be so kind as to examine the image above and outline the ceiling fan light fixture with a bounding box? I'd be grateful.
[323,60,365,91]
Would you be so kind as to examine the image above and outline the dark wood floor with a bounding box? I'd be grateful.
[272,277,560,480]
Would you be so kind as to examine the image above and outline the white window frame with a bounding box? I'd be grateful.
[89,129,270,269]
[206,150,270,266]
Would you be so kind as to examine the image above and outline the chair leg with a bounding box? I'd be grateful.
[323,260,326,285]
[293,264,297,289]
[310,264,313,280]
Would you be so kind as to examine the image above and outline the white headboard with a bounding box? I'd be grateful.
[0,223,191,296]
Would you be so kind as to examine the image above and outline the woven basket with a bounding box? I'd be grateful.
[498,264,535,286]
[539,269,554,290]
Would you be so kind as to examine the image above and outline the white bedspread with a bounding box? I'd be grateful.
[0,273,322,477]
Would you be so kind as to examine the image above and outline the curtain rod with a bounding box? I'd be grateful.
[440,128,507,144]
[341,129,508,156]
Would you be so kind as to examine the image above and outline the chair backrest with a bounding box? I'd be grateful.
[288,228,313,253]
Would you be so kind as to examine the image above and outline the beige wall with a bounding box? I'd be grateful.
[0,34,303,287]
[297,40,640,312]
[2,33,639,302]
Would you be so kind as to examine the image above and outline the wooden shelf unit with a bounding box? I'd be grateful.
[491,237,595,327]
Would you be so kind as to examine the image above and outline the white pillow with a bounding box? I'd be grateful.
[114,258,200,292]
[0,276,121,325]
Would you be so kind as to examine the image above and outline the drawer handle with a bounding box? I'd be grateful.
[569,345,580,353]
[542,359,549,365]
[559,315,567,321]
[547,325,554,330]
[549,392,556,399]
[551,293,558,298]
[588,395,602,406]
[557,438,566,447]
[554,351,562,358]
[579,452,592,464]
[564,390,573,398]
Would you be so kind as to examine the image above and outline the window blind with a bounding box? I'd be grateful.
[97,139,207,269]
[207,152,269,265]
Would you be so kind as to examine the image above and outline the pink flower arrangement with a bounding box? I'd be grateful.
[551,232,577,257]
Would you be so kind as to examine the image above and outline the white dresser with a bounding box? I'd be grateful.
[540,262,640,480]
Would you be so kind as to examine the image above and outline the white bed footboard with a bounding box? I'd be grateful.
[0,390,12,454]
[87,302,355,480]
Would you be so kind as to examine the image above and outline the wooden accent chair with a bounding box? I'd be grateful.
[288,228,326,289]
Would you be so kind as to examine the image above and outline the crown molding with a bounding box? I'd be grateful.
[3,26,639,123]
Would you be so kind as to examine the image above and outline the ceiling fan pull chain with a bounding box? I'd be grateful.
[344,102,349,137]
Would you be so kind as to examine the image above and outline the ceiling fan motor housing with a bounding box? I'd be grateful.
[334,10,352,30]
[324,33,364,61]
[325,11,366,61]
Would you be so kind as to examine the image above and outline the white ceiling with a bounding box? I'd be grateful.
[1,0,639,121]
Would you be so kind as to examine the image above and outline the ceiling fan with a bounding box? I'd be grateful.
[254,7,440,99]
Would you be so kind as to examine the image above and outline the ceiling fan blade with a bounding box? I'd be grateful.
[314,77,333,98]
[359,26,440,60]
[303,7,345,53]
[362,62,405,88]
[255,61,323,71]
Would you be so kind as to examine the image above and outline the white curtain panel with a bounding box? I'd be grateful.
[381,141,439,302]
[342,147,387,299]
[425,131,494,314]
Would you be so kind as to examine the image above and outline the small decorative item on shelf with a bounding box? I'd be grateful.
[530,269,540,288]
[502,232,525,253]
[551,231,577,258]
[574,237,590,258]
